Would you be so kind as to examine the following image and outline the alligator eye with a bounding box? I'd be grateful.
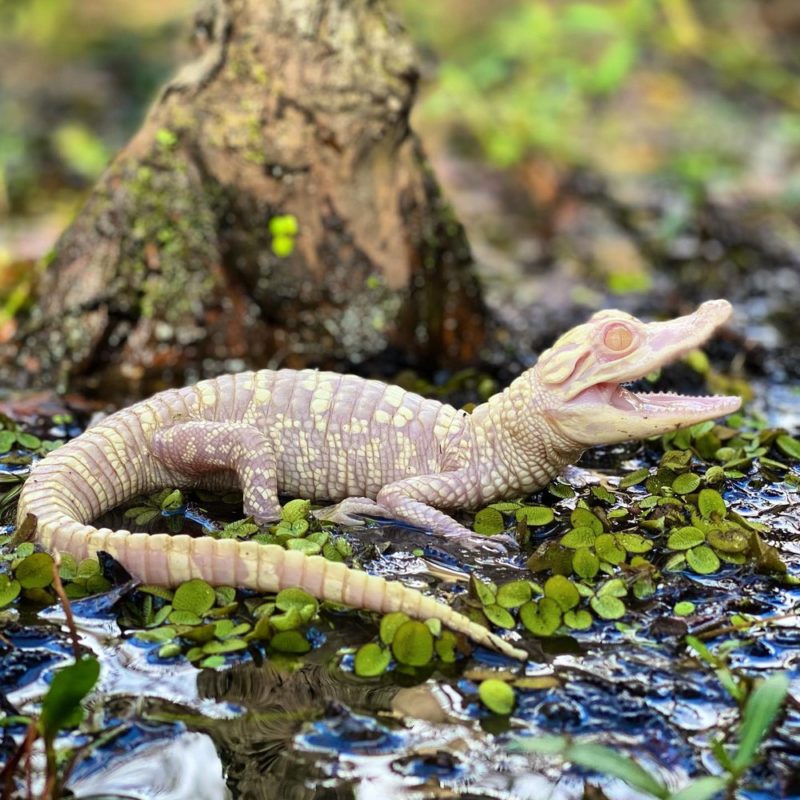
[604,323,634,352]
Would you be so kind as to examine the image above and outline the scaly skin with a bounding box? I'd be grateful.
[15,301,741,661]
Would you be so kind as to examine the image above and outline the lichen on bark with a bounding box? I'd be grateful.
[8,0,488,397]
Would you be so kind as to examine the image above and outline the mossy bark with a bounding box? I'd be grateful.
[10,0,487,397]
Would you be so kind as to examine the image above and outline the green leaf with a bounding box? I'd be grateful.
[77,558,101,579]
[215,586,236,606]
[307,531,330,547]
[698,489,727,519]
[137,584,175,602]
[674,601,696,616]
[354,643,391,677]
[219,519,259,539]
[704,465,725,485]
[0,575,21,607]
[380,611,411,645]
[594,533,626,565]
[131,508,160,525]
[322,542,345,562]
[544,575,579,611]
[286,538,319,554]
[707,528,749,554]
[667,526,706,551]
[0,431,16,452]
[391,620,434,666]
[135,625,177,643]
[519,598,561,636]
[160,489,184,511]
[565,743,668,799]
[270,630,311,654]
[247,616,273,642]
[619,468,650,489]
[202,638,248,655]
[57,554,78,581]
[483,603,515,629]
[169,609,202,625]
[199,655,225,669]
[435,630,458,663]
[172,579,215,615]
[673,473,701,495]
[183,623,216,643]
[39,657,101,738]
[749,532,788,574]
[573,547,600,579]
[560,526,596,549]
[14,543,35,559]
[478,679,515,715]
[616,533,653,554]
[732,673,790,772]
[597,578,627,598]
[15,432,41,449]
[496,580,532,609]
[16,553,55,589]
[157,643,182,659]
[281,498,310,522]
[686,635,718,667]
[571,508,604,533]
[469,575,497,607]
[473,507,505,536]
[776,434,800,461]
[515,506,554,526]
[669,776,728,800]
[590,595,626,620]
[686,546,720,575]
[590,485,616,505]
[276,588,318,621]
[548,482,575,499]
[563,609,592,630]
[488,501,523,513]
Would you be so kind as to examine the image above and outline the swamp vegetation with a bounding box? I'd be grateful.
[0,1,799,798]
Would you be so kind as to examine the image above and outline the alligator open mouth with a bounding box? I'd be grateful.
[573,382,741,419]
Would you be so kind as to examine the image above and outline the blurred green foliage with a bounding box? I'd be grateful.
[1,0,798,316]
[399,0,800,197]
[2,0,798,219]
[0,0,190,216]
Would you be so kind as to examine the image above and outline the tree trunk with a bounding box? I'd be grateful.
[10,0,487,397]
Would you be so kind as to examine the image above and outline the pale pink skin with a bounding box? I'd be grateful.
[14,300,740,660]
[19,300,740,552]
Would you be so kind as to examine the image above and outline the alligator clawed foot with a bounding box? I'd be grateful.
[459,532,518,555]
[313,497,387,527]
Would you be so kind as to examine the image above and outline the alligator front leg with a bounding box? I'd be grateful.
[149,422,281,523]
[376,473,511,553]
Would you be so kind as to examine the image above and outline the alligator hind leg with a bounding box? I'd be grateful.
[149,422,281,523]
[377,472,514,554]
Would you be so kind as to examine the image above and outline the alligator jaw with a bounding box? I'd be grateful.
[551,300,742,444]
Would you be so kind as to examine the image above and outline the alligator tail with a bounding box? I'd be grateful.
[15,410,527,661]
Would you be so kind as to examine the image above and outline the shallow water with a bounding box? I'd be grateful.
[3,440,798,799]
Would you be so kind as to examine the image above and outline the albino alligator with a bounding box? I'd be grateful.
[16,300,740,660]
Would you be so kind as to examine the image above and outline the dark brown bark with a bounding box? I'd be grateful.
[9,0,487,397]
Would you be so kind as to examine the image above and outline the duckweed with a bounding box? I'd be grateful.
[478,678,515,715]
[0,410,796,683]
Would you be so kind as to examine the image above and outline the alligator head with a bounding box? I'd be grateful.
[536,299,742,445]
